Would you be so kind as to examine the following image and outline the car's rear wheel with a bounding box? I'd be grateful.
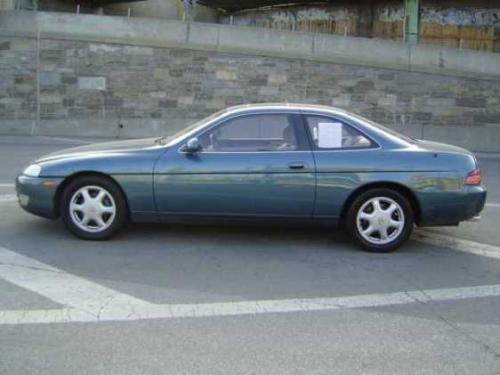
[346,188,414,252]
[60,176,127,240]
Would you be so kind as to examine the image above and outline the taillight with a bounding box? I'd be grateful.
[465,168,481,185]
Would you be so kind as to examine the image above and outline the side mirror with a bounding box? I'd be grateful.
[184,137,202,153]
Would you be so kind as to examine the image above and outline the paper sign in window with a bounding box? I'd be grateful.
[318,122,343,148]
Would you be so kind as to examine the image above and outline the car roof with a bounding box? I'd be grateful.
[224,103,348,116]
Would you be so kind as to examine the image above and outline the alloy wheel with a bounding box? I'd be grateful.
[356,196,405,245]
[69,185,116,233]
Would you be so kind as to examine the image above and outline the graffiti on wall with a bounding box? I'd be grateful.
[272,7,355,23]
[376,5,500,26]
[220,5,360,35]
[422,7,500,26]
[223,4,500,28]
[221,6,358,26]
[377,6,405,22]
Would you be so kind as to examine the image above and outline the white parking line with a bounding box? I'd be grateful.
[0,246,153,316]
[0,195,17,203]
[100,283,500,322]
[0,183,14,188]
[0,245,500,326]
[413,230,500,260]
[486,203,500,208]
[1,283,500,326]
[38,136,91,144]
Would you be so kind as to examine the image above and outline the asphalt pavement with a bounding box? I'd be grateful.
[0,135,499,374]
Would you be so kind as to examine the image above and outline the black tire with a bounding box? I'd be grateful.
[346,188,414,253]
[60,175,128,240]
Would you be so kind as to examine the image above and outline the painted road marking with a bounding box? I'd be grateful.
[38,136,91,144]
[0,232,499,325]
[0,283,500,325]
[0,194,17,203]
[475,153,500,160]
[0,246,153,316]
[413,230,500,260]
[486,203,500,208]
[0,183,14,188]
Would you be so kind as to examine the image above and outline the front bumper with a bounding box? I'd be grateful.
[16,175,64,219]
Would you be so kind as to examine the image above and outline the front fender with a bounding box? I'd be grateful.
[39,150,163,215]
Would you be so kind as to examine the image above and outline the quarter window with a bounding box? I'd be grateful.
[305,115,374,149]
[198,114,298,152]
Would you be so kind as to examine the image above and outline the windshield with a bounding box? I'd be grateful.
[347,112,416,144]
[164,109,228,147]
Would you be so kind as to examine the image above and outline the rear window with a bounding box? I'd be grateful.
[347,113,416,144]
[305,115,375,150]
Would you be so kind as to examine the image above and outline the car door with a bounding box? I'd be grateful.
[153,111,316,218]
[301,112,380,219]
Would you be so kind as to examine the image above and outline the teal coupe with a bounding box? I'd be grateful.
[16,104,486,252]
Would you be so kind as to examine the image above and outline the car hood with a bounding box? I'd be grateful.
[36,138,161,164]
[416,140,473,156]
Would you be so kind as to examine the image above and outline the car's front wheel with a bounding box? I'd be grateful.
[346,188,414,252]
[60,176,127,240]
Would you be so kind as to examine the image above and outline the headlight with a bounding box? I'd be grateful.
[23,164,42,177]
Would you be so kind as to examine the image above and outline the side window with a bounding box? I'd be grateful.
[305,115,374,150]
[198,114,298,152]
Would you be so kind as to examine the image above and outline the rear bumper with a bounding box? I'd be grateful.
[418,185,487,226]
[15,175,63,219]
[462,186,487,220]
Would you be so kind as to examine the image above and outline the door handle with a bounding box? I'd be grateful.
[288,162,305,169]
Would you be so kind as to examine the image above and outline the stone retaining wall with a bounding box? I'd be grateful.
[1,11,499,151]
